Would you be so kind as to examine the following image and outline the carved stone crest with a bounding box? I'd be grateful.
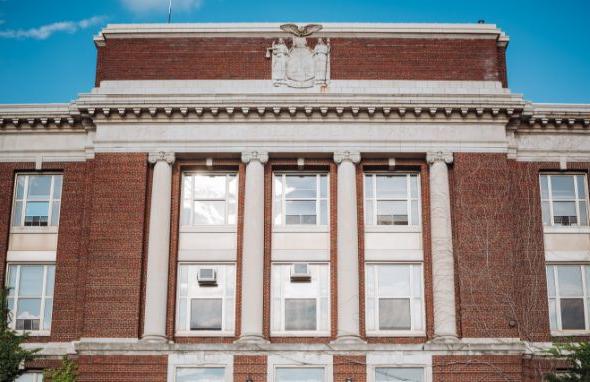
[268,24,330,88]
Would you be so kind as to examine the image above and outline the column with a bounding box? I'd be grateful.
[236,150,268,343]
[333,150,364,343]
[427,151,458,341]
[142,151,175,342]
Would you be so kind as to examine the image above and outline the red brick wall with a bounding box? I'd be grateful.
[82,153,148,338]
[78,355,167,381]
[234,355,267,382]
[95,37,505,85]
[333,355,366,382]
[433,355,522,382]
[0,162,93,342]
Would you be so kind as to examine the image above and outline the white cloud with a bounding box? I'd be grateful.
[121,0,203,13]
[0,16,106,40]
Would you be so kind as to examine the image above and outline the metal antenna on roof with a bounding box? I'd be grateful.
[168,0,173,23]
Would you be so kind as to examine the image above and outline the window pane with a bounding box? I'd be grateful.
[553,201,577,226]
[7,266,17,296]
[410,200,419,226]
[53,175,63,199]
[11,201,23,226]
[375,368,423,382]
[541,201,551,225]
[412,299,423,331]
[273,196,283,225]
[546,267,555,297]
[16,298,41,320]
[45,266,55,296]
[377,201,408,225]
[378,265,410,296]
[176,368,225,382]
[557,266,583,297]
[178,298,187,330]
[376,176,406,198]
[551,176,576,199]
[274,175,283,197]
[365,200,374,225]
[285,298,317,331]
[15,176,25,199]
[364,175,374,198]
[285,201,316,225]
[319,175,328,198]
[276,368,323,382]
[410,175,419,198]
[579,202,588,226]
[319,200,328,225]
[548,298,557,330]
[43,298,53,330]
[24,202,49,226]
[19,266,44,296]
[379,298,411,330]
[15,373,44,382]
[50,201,61,226]
[285,175,317,199]
[227,199,237,225]
[560,298,585,330]
[194,175,226,199]
[540,175,549,199]
[190,299,222,330]
[412,266,423,298]
[228,175,238,199]
[577,175,587,199]
[194,201,225,225]
[27,176,51,198]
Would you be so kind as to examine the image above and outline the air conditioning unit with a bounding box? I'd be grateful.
[290,263,311,282]
[197,268,217,286]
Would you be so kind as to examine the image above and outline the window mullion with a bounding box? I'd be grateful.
[21,176,29,227]
[282,175,286,226]
[582,265,589,330]
[316,174,320,226]
[554,266,562,330]
[406,174,412,225]
[13,265,21,330]
[548,176,555,226]
[373,175,377,224]
[39,266,48,331]
[409,264,414,331]
[573,176,581,226]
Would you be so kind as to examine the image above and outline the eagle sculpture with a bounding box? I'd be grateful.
[280,23,323,37]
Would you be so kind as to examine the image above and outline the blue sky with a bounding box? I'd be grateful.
[0,0,588,104]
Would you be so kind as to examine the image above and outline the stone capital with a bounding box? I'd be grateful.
[426,151,453,165]
[334,150,361,164]
[241,151,269,164]
[148,151,175,165]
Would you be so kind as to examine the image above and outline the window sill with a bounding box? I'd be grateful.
[366,331,426,337]
[14,330,50,337]
[180,225,237,233]
[273,226,330,233]
[175,331,235,337]
[551,330,590,337]
[10,226,59,234]
[365,226,422,233]
[271,331,331,337]
[544,226,590,234]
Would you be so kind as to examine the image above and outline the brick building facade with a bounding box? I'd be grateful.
[1,23,589,381]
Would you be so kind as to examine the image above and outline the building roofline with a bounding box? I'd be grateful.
[94,22,509,46]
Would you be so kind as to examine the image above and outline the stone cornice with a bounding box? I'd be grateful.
[0,103,91,131]
[95,23,508,47]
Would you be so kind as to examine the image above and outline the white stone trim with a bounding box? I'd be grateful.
[367,352,433,382]
[168,353,233,382]
[6,251,56,262]
[267,353,333,382]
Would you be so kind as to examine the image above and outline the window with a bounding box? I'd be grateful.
[176,264,235,334]
[365,264,424,333]
[176,367,225,382]
[271,263,330,334]
[540,174,589,227]
[546,264,590,331]
[6,264,55,333]
[181,173,238,226]
[12,174,62,227]
[15,373,44,382]
[364,173,420,226]
[375,368,424,382]
[275,367,324,382]
[273,173,329,226]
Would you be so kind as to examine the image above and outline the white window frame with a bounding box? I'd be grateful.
[365,263,425,336]
[540,173,589,229]
[181,172,238,227]
[11,173,62,231]
[273,366,327,382]
[364,172,421,227]
[5,263,55,336]
[271,262,331,336]
[15,372,44,382]
[370,366,427,382]
[546,263,590,335]
[273,172,329,228]
[173,366,229,382]
[175,263,236,336]
[268,354,332,382]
